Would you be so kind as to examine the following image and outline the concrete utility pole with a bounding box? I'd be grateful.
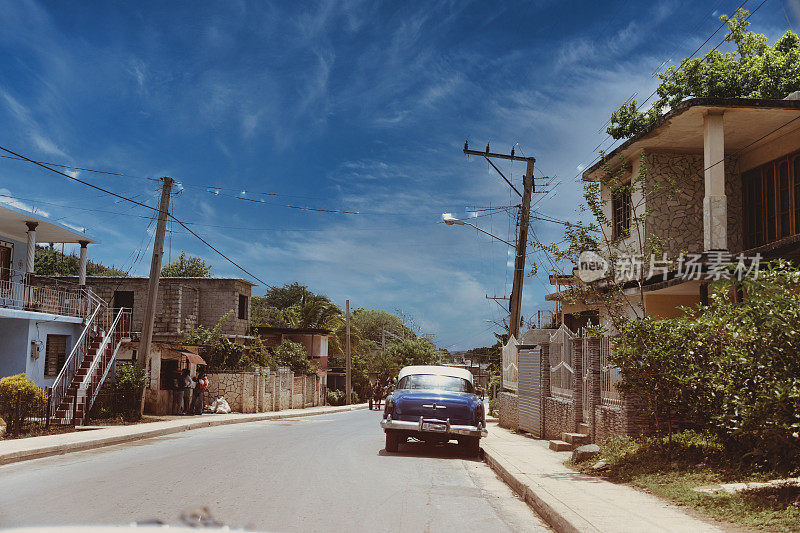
[137,177,173,378]
[509,163,533,340]
[345,299,352,405]
[463,142,537,341]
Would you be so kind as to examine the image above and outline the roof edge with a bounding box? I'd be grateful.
[582,97,800,179]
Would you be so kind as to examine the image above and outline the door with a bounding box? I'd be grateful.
[0,245,11,282]
[518,346,543,437]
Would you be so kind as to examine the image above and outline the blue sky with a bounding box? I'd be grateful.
[0,0,797,350]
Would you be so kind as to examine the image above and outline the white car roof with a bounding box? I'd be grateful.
[397,365,474,384]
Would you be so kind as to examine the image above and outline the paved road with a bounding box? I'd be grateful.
[0,409,548,532]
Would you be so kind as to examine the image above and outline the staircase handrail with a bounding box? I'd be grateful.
[86,307,131,413]
[50,302,104,413]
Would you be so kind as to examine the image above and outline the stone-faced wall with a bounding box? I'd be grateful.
[544,396,575,440]
[497,392,519,430]
[205,369,322,414]
[643,152,743,258]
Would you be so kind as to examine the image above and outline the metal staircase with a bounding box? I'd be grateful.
[50,293,131,425]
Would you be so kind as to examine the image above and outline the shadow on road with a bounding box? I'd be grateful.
[377,440,483,462]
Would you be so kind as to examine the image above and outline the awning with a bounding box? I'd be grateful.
[182,352,207,365]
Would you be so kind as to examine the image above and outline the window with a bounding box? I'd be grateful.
[238,294,248,320]
[397,374,474,393]
[113,290,134,310]
[743,150,800,248]
[44,334,68,377]
[612,186,631,240]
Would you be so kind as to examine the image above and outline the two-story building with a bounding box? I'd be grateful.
[34,275,256,414]
[548,94,800,325]
[0,202,97,388]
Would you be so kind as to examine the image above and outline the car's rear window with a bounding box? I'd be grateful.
[397,374,474,393]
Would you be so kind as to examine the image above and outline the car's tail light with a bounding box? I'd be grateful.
[385,397,394,415]
[475,402,484,422]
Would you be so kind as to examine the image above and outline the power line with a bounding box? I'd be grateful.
[0,143,274,288]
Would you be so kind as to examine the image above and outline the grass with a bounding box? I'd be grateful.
[570,431,800,532]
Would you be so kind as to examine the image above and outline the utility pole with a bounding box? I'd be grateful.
[345,299,351,405]
[464,142,538,341]
[509,163,533,340]
[137,177,173,381]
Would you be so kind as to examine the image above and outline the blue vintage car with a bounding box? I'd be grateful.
[380,365,487,456]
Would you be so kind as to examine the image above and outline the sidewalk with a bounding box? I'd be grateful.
[0,403,368,466]
[481,422,727,533]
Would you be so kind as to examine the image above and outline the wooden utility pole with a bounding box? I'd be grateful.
[463,142,537,341]
[345,299,352,405]
[509,163,533,340]
[137,177,173,377]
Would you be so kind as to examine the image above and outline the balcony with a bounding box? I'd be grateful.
[0,272,94,319]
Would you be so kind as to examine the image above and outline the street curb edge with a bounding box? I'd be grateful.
[481,443,598,533]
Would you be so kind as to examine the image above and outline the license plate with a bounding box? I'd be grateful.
[422,422,447,432]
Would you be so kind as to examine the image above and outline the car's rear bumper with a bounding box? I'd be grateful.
[380,415,487,438]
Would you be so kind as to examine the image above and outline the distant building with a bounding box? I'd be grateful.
[251,325,330,372]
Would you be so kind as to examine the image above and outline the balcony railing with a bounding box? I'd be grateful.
[0,271,95,319]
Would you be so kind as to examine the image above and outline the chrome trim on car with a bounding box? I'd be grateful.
[381,417,487,437]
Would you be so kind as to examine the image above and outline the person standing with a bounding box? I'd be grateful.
[175,368,192,415]
[191,370,208,415]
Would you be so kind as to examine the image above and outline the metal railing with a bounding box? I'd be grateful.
[85,308,132,415]
[0,271,99,318]
[49,303,106,417]
[600,336,622,407]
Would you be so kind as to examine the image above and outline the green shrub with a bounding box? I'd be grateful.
[613,261,800,471]
[274,339,317,375]
[0,374,47,421]
[326,390,345,406]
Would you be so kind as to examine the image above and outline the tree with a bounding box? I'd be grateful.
[350,308,415,344]
[383,338,440,371]
[273,339,317,375]
[607,9,800,140]
[257,282,329,310]
[34,246,127,276]
[161,251,212,277]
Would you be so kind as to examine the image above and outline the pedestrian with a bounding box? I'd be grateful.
[174,368,191,415]
[172,368,184,415]
[183,368,193,415]
[191,369,208,415]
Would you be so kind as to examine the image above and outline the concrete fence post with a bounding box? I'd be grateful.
[539,343,550,437]
[587,337,602,443]
[572,338,583,433]
[273,373,278,412]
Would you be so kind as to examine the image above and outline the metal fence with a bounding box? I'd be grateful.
[549,324,576,398]
[600,336,622,407]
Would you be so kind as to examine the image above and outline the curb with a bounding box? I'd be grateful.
[1,404,367,466]
[481,443,599,533]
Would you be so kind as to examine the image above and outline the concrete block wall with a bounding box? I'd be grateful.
[34,276,252,336]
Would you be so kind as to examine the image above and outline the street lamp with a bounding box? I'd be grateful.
[441,213,516,248]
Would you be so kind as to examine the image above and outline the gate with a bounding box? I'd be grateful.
[518,346,543,437]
